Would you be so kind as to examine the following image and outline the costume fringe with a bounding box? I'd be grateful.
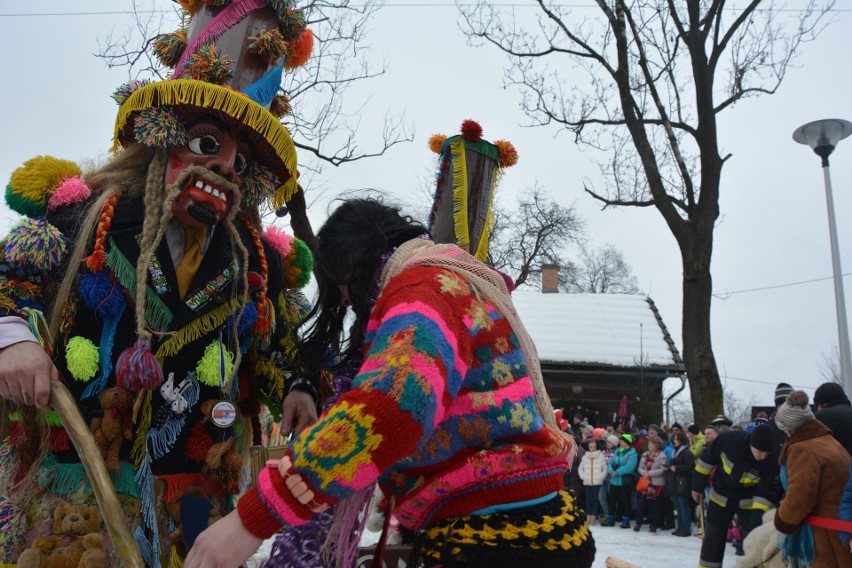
[449,137,469,250]
[40,459,139,497]
[82,303,126,399]
[155,298,241,360]
[173,0,267,74]
[131,389,153,466]
[134,525,154,566]
[21,307,52,354]
[106,240,174,332]
[473,168,501,262]
[9,410,63,427]
[242,60,285,107]
[254,357,290,399]
[136,454,163,568]
[169,545,185,568]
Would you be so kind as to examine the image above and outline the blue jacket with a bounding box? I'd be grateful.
[840,462,852,546]
[608,446,638,487]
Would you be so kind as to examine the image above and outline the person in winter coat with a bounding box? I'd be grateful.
[669,431,695,536]
[633,436,667,532]
[840,462,852,553]
[813,381,852,455]
[579,438,608,526]
[687,424,706,457]
[773,390,852,568]
[607,433,638,529]
[692,425,779,568]
[599,435,617,525]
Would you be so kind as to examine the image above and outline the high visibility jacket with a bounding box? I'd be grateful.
[692,430,778,512]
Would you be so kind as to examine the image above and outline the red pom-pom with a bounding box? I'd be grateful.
[247,271,264,291]
[185,423,213,461]
[115,338,163,393]
[84,250,107,272]
[460,119,483,142]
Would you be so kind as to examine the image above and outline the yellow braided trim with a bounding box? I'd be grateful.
[111,80,298,204]
[450,138,469,251]
[423,491,589,553]
[473,168,502,262]
[155,298,241,360]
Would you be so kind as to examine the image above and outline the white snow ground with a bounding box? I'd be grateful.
[247,522,740,567]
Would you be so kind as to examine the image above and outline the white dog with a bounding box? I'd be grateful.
[736,508,784,568]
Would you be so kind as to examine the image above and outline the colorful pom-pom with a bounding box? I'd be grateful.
[79,271,126,319]
[7,156,82,217]
[248,28,287,65]
[0,495,27,557]
[284,28,313,70]
[283,237,313,289]
[4,218,68,272]
[185,423,213,461]
[270,94,292,119]
[428,134,448,154]
[226,300,259,337]
[134,106,188,149]
[112,79,153,106]
[179,0,202,12]
[494,139,519,168]
[152,29,188,68]
[273,5,307,42]
[240,162,279,206]
[460,119,483,142]
[65,336,100,382]
[196,341,234,387]
[116,338,164,392]
[47,176,91,211]
[185,43,234,85]
[263,226,294,259]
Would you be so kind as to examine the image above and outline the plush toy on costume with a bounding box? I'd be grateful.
[16,502,108,568]
[88,387,134,472]
[185,400,241,491]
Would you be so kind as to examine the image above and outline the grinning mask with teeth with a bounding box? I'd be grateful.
[165,119,251,229]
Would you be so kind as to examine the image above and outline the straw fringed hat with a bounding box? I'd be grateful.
[111,0,314,209]
[427,120,518,261]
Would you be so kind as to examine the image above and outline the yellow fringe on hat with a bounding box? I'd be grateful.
[154,297,241,360]
[450,137,469,252]
[474,167,501,262]
[111,80,298,204]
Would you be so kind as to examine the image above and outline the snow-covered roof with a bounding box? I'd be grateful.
[511,292,683,370]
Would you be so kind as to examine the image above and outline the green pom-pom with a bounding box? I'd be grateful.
[284,237,313,289]
[196,341,234,387]
[65,336,99,382]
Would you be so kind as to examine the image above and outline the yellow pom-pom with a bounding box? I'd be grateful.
[428,134,448,154]
[9,156,82,206]
[196,341,234,387]
[65,336,99,382]
[494,140,519,168]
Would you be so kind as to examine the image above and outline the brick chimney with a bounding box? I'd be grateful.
[541,263,559,293]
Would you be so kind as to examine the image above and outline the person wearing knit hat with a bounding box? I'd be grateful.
[607,434,620,448]
[606,433,639,528]
[0,3,321,566]
[774,391,852,567]
[692,425,780,568]
[774,382,795,407]
[813,381,852,455]
[686,423,706,457]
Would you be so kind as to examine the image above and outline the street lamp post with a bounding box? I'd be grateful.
[793,119,852,394]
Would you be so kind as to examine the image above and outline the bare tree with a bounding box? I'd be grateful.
[818,346,842,384]
[487,185,585,289]
[561,244,640,294]
[97,0,413,175]
[458,0,832,426]
[723,387,757,428]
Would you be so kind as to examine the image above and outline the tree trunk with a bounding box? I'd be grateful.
[680,234,723,427]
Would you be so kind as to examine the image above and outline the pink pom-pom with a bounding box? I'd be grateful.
[48,177,91,211]
[460,119,483,142]
[115,338,163,393]
[263,226,294,259]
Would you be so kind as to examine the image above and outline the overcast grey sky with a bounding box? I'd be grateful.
[1,1,850,413]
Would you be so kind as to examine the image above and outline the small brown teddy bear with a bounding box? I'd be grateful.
[187,400,242,491]
[89,386,134,472]
[17,501,108,568]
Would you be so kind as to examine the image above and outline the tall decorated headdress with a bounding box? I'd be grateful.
[111,0,315,209]
[427,119,518,261]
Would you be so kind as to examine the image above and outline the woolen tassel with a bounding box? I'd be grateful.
[116,338,164,393]
[79,270,125,319]
[253,297,275,335]
[0,496,27,558]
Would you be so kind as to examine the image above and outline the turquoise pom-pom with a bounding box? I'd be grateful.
[4,218,68,272]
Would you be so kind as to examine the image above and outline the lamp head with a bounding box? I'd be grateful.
[793,119,852,165]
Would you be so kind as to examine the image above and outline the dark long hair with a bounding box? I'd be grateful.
[299,198,429,378]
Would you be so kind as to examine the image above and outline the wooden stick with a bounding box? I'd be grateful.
[50,379,144,568]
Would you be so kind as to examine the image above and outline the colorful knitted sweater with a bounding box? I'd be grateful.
[239,262,571,538]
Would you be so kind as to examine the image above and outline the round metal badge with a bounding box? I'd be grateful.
[210,400,237,428]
